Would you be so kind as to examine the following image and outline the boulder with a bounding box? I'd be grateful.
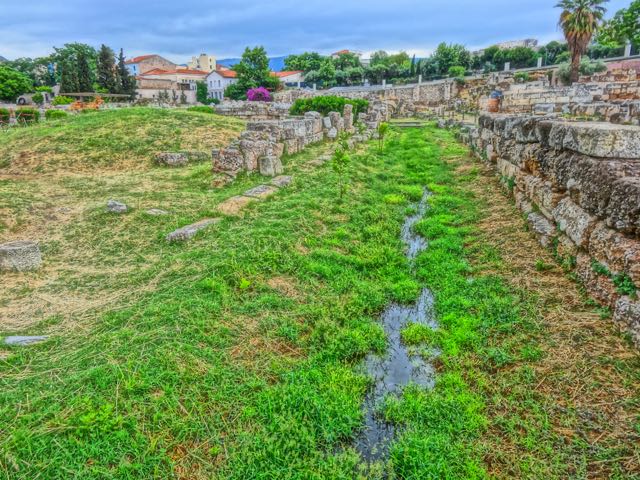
[613,296,640,346]
[243,184,279,199]
[155,152,189,167]
[0,241,42,272]
[271,175,293,188]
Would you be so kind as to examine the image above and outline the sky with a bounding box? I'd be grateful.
[0,0,631,62]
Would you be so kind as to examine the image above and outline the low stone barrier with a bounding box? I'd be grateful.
[459,113,640,345]
[214,101,292,120]
[212,104,379,179]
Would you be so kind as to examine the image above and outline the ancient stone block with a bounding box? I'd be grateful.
[107,200,127,213]
[271,175,293,188]
[5,336,48,346]
[155,152,189,167]
[323,117,332,129]
[527,212,556,248]
[146,209,169,216]
[166,218,220,242]
[343,104,354,132]
[327,127,338,140]
[213,146,245,174]
[613,296,640,346]
[545,121,640,159]
[259,156,283,177]
[588,223,640,282]
[552,197,597,248]
[514,188,533,215]
[243,184,279,199]
[575,253,618,307]
[0,241,42,272]
[605,178,640,236]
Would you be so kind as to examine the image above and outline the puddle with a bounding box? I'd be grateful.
[355,190,438,463]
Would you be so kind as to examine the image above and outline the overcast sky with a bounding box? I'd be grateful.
[0,0,631,61]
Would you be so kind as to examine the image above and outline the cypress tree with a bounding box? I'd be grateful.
[117,48,136,97]
[97,45,117,93]
[76,50,93,92]
[59,59,79,93]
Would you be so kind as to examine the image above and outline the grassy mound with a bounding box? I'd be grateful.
[0,108,244,173]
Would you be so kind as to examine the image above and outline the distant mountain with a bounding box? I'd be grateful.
[0,55,7,63]
[218,56,287,72]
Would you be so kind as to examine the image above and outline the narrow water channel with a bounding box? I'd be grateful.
[355,190,438,462]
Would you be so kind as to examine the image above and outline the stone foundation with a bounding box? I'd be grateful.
[460,113,640,345]
[212,105,379,178]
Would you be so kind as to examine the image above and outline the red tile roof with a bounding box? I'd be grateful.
[332,50,351,55]
[273,70,303,78]
[141,68,209,76]
[210,68,237,78]
[125,55,156,64]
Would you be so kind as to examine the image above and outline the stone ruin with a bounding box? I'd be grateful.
[214,101,292,120]
[459,113,640,345]
[212,103,385,179]
[0,241,42,272]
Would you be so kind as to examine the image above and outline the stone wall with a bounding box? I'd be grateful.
[212,104,380,179]
[214,101,292,120]
[460,114,640,345]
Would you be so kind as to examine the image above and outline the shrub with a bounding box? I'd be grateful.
[15,107,40,125]
[35,86,53,93]
[45,109,68,120]
[514,72,530,83]
[208,97,220,105]
[247,87,271,102]
[0,66,32,101]
[290,96,369,117]
[52,95,74,106]
[187,106,216,114]
[448,66,466,78]
[558,58,608,83]
[0,107,10,125]
[32,92,44,105]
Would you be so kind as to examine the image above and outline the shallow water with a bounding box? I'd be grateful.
[355,190,438,462]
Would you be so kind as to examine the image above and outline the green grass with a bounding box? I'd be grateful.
[1,125,638,479]
[0,107,244,172]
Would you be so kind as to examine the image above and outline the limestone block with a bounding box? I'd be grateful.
[323,117,332,129]
[589,222,640,284]
[497,158,518,180]
[327,127,338,140]
[605,178,640,236]
[556,234,579,260]
[146,209,169,216]
[166,218,220,242]
[243,184,279,199]
[514,188,534,215]
[213,146,244,174]
[0,241,42,272]
[343,104,354,132]
[527,212,556,248]
[575,253,618,307]
[155,152,189,167]
[107,200,127,213]
[271,175,293,188]
[613,296,640,346]
[552,197,597,248]
[545,121,640,158]
[259,155,283,177]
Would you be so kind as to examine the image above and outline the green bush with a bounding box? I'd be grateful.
[45,109,68,120]
[32,92,44,105]
[289,96,369,117]
[0,107,10,125]
[514,72,530,83]
[187,106,216,114]
[15,107,40,125]
[558,58,608,83]
[52,95,74,106]
[35,86,53,93]
[448,66,466,78]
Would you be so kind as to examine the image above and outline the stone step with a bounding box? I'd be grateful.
[243,184,279,199]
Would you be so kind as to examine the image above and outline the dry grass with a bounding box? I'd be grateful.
[463,162,640,478]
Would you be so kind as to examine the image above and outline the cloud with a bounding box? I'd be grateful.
[0,0,630,61]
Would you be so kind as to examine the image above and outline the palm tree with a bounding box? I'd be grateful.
[556,0,608,83]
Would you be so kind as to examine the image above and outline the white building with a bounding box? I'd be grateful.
[273,71,305,86]
[206,67,238,101]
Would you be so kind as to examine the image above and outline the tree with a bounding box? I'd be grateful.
[597,0,640,51]
[494,46,539,69]
[431,43,472,75]
[333,52,361,70]
[53,43,97,86]
[97,45,117,93]
[538,40,569,64]
[76,50,93,92]
[0,65,33,101]
[284,52,325,72]
[59,59,79,93]
[5,56,55,86]
[196,81,208,103]
[556,0,609,83]
[116,48,136,97]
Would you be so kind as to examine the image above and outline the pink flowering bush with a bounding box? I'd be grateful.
[247,87,271,102]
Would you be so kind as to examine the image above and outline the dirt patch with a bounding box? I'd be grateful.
[266,276,301,299]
